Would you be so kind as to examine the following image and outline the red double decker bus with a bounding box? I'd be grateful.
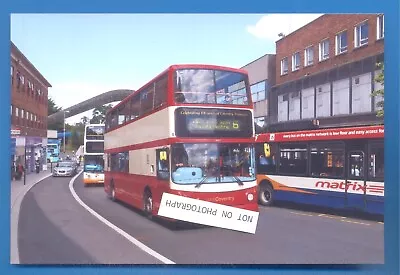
[104,64,258,220]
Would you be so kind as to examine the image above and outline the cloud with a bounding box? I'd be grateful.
[247,14,324,42]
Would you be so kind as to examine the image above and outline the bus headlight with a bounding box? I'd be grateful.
[247,193,254,201]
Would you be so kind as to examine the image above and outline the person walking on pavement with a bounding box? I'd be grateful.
[15,163,24,180]
[11,161,16,180]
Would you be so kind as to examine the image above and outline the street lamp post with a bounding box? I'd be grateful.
[63,110,70,153]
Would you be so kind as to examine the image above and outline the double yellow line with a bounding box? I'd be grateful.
[289,211,383,226]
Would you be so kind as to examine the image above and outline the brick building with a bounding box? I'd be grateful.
[268,14,384,131]
[11,41,52,173]
[241,54,276,131]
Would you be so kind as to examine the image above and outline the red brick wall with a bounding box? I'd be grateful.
[275,14,384,86]
[11,50,49,138]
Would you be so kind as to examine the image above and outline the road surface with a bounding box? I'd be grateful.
[18,173,384,264]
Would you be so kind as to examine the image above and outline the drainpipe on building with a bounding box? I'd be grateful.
[23,144,26,185]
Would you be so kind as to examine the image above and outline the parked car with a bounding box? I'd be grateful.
[52,161,77,177]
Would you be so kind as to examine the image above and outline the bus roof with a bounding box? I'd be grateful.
[256,124,384,143]
[107,64,249,116]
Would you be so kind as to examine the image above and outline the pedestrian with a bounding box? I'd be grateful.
[11,161,15,180]
[15,163,24,180]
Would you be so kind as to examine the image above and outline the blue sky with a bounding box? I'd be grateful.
[10,13,322,124]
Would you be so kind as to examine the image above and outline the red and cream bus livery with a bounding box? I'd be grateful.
[103,64,259,219]
[255,125,384,215]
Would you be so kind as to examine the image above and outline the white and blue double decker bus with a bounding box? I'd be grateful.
[83,124,105,186]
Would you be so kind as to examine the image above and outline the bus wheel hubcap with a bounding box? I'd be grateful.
[146,196,152,213]
[263,191,271,201]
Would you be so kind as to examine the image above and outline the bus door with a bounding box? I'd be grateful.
[345,141,367,211]
[365,140,384,214]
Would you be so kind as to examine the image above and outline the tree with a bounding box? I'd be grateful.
[48,97,62,115]
[70,127,81,149]
[371,62,384,117]
[90,104,113,124]
[47,97,64,130]
[80,116,90,125]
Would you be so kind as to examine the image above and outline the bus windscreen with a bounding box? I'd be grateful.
[86,125,105,140]
[84,155,104,173]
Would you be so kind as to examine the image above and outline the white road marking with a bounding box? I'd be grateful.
[69,171,175,264]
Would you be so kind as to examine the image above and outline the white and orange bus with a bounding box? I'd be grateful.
[255,124,384,215]
[83,124,105,186]
[104,64,258,219]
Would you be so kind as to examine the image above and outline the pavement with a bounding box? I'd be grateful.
[10,165,52,264]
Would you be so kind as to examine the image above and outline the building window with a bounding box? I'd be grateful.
[15,107,19,117]
[10,105,13,116]
[281,58,288,75]
[335,31,348,55]
[292,52,300,71]
[21,109,24,119]
[332,79,350,115]
[289,91,301,120]
[354,21,369,48]
[352,73,372,114]
[301,87,315,119]
[316,84,331,118]
[377,15,384,39]
[16,71,21,88]
[304,46,314,66]
[319,39,329,61]
[250,81,266,103]
[278,94,289,122]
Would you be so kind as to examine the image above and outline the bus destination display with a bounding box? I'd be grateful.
[175,107,253,137]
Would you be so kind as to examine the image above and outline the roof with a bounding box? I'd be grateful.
[275,14,325,44]
[241,53,275,69]
[10,41,52,87]
[108,64,250,114]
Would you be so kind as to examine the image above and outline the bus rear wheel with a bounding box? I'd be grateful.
[143,191,153,219]
[109,181,116,201]
[259,183,274,206]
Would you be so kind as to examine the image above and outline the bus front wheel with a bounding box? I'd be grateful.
[143,191,153,219]
[258,183,274,206]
